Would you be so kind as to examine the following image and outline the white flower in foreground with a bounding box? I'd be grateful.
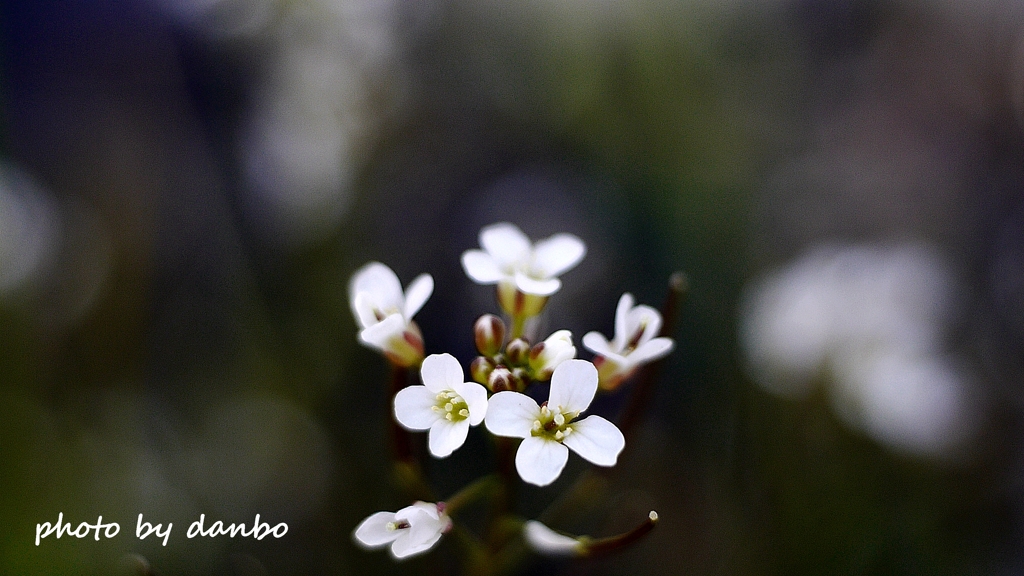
[485,359,624,486]
[394,353,489,457]
[582,293,674,390]
[461,222,585,317]
[523,520,584,556]
[529,330,576,380]
[349,261,433,367]
[353,501,451,559]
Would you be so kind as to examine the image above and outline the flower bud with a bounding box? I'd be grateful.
[488,366,513,393]
[505,338,531,366]
[470,356,495,385]
[510,367,530,392]
[528,330,576,380]
[474,314,506,356]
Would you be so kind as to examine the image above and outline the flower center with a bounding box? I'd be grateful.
[623,322,648,354]
[385,520,411,531]
[431,390,470,422]
[530,403,578,442]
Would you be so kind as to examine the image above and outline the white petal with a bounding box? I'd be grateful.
[485,392,540,438]
[403,274,434,319]
[391,521,442,559]
[451,381,489,426]
[461,250,506,284]
[516,436,569,486]
[562,415,624,467]
[581,332,614,357]
[359,313,407,350]
[523,521,581,555]
[627,304,663,346]
[420,353,465,392]
[548,360,598,414]
[514,272,561,296]
[393,386,442,430]
[394,501,440,522]
[350,262,404,311]
[480,222,531,267]
[628,337,675,365]
[353,511,401,547]
[530,233,586,278]
[612,293,635,351]
[428,418,469,458]
[351,292,381,329]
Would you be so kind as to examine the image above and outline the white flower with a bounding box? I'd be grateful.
[461,222,585,317]
[394,353,489,457]
[582,293,674,389]
[353,501,451,559]
[485,359,624,486]
[529,330,576,380]
[349,261,433,366]
[523,520,584,556]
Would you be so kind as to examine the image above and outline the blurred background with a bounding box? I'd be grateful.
[1,0,1023,574]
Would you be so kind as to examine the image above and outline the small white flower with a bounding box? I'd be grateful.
[394,353,489,458]
[523,520,584,556]
[529,330,576,380]
[353,501,452,559]
[582,293,674,389]
[461,222,585,317]
[349,261,433,367]
[485,359,624,486]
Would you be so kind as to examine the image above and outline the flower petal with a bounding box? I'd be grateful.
[581,331,614,357]
[428,418,469,458]
[461,250,506,284]
[627,304,663,346]
[351,292,380,329]
[548,360,598,414]
[531,233,586,278]
[516,436,569,486]
[523,521,582,555]
[612,293,635,351]
[485,391,539,438]
[480,222,531,267]
[629,337,675,365]
[562,415,624,467]
[394,386,442,430]
[452,381,489,426]
[353,511,401,547]
[420,353,465,392]
[359,313,407,350]
[350,262,404,312]
[391,526,442,559]
[403,273,434,319]
[513,272,561,296]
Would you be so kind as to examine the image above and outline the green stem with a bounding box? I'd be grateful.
[445,474,501,516]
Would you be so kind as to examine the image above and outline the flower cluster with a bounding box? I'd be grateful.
[350,222,674,562]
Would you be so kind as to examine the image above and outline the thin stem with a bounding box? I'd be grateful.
[388,364,414,464]
[445,474,501,516]
[580,511,660,557]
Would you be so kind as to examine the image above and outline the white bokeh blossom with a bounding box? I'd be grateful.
[485,359,624,486]
[582,293,675,389]
[349,261,433,367]
[461,222,586,318]
[394,353,489,458]
[352,501,452,559]
[529,329,576,380]
[739,243,980,458]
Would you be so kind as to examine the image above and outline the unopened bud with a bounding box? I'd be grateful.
[474,314,506,356]
[488,366,513,392]
[471,356,495,385]
[510,367,530,392]
[506,338,530,365]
